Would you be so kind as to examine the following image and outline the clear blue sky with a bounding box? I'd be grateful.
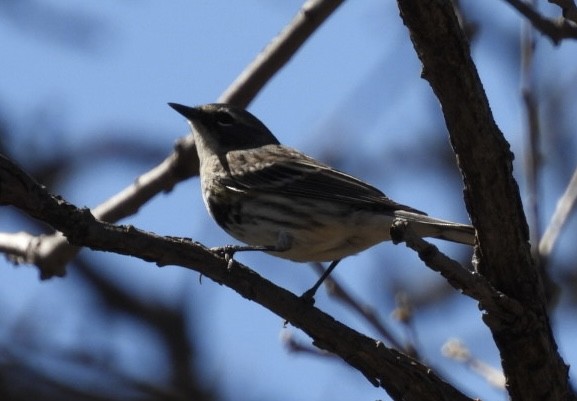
[2,1,577,400]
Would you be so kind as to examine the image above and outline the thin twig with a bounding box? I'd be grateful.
[539,166,577,257]
[501,0,577,44]
[389,219,524,321]
[309,262,410,354]
[219,0,344,106]
[442,339,506,390]
[549,0,577,24]
[520,0,542,255]
[519,0,558,305]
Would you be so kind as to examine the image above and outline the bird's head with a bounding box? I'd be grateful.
[169,103,280,153]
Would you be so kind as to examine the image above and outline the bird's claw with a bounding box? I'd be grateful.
[299,289,316,306]
[211,245,238,270]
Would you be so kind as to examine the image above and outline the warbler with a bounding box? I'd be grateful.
[169,103,475,298]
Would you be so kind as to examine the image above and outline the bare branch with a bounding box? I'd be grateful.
[0,0,345,278]
[520,3,542,253]
[539,166,577,257]
[442,339,506,390]
[390,219,524,321]
[219,0,344,106]
[502,0,577,44]
[0,153,475,401]
[396,1,573,400]
[549,0,577,24]
[309,262,410,354]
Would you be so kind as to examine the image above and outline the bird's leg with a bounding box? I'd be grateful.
[212,232,293,269]
[212,244,273,269]
[301,259,342,303]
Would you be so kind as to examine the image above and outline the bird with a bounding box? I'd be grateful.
[169,102,475,300]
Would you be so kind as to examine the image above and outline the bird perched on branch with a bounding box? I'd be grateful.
[169,103,475,299]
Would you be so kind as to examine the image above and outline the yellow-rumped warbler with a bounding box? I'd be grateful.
[169,103,475,298]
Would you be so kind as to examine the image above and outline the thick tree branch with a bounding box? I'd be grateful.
[0,135,199,278]
[0,154,474,401]
[396,1,573,400]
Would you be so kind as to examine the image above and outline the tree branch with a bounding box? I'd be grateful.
[390,219,523,321]
[0,0,345,279]
[539,166,577,258]
[396,1,573,400]
[549,0,577,24]
[0,153,475,401]
[502,0,577,44]
[218,0,344,106]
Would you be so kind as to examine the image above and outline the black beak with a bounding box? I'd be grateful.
[168,103,200,120]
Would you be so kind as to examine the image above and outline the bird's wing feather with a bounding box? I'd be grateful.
[222,145,425,214]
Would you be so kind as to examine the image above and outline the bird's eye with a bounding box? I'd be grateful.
[215,112,234,126]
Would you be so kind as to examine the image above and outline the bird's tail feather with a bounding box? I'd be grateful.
[393,210,475,246]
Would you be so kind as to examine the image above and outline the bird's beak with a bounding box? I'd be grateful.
[168,103,200,121]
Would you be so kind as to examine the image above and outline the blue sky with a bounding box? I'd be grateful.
[2,1,577,400]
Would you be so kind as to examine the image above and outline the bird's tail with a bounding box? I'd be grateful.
[393,210,475,246]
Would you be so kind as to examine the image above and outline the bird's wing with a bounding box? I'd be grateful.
[222,145,425,214]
